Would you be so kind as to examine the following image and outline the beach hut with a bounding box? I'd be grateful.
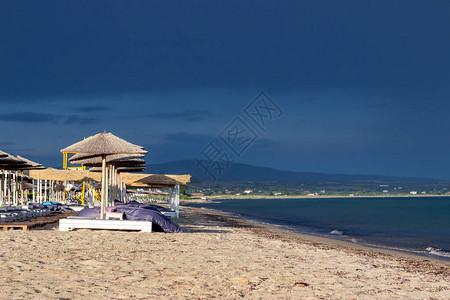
[60,132,147,219]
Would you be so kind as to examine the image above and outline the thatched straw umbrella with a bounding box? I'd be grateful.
[15,155,45,170]
[60,132,147,218]
[0,153,27,167]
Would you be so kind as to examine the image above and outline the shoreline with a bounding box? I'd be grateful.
[182,199,450,264]
[181,205,450,269]
[200,194,450,200]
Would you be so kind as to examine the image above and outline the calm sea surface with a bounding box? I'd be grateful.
[187,197,450,260]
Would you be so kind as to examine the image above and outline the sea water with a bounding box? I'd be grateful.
[187,196,450,260]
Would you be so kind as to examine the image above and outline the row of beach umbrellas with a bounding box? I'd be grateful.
[1,132,148,210]
[0,150,44,170]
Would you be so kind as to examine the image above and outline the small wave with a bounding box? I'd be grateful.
[330,229,344,235]
[425,246,450,258]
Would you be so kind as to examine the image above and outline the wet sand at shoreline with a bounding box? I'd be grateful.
[0,206,448,299]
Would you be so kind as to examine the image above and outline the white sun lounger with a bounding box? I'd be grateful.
[59,217,152,232]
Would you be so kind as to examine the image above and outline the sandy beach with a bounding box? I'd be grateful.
[0,206,448,299]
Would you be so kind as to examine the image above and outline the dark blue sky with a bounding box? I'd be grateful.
[1,1,450,179]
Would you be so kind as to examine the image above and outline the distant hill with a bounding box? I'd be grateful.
[147,160,437,183]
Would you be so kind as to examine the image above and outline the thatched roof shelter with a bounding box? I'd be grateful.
[89,165,146,172]
[121,173,190,188]
[27,168,102,182]
[27,168,190,188]
[60,132,147,155]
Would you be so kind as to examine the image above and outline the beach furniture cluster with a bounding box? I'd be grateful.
[56,132,188,232]
[2,132,190,232]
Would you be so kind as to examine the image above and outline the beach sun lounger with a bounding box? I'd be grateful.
[59,217,152,232]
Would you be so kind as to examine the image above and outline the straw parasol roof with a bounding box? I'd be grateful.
[60,132,147,155]
[69,153,145,164]
[0,153,24,164]
[115,166,146,173]
[0,149,8,158]
[70,154,145,166]
[0,153,28,169]
[76,160,145,169]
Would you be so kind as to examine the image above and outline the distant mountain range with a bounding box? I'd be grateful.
[147,160,439,183]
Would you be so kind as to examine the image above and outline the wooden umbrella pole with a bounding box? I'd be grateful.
[112,164,116,204]
[0,170,3,207]
[105,164,110,207]
[38,179,41,203]
[20,171,24,204]
[12,171,16,206]
[101,155,106,219]
[3,172,6,205]
[110,165,113,206]
[116,169,120,202]
[7,171,11,205]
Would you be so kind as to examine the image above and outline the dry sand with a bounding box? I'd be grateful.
[0,206,448,299]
